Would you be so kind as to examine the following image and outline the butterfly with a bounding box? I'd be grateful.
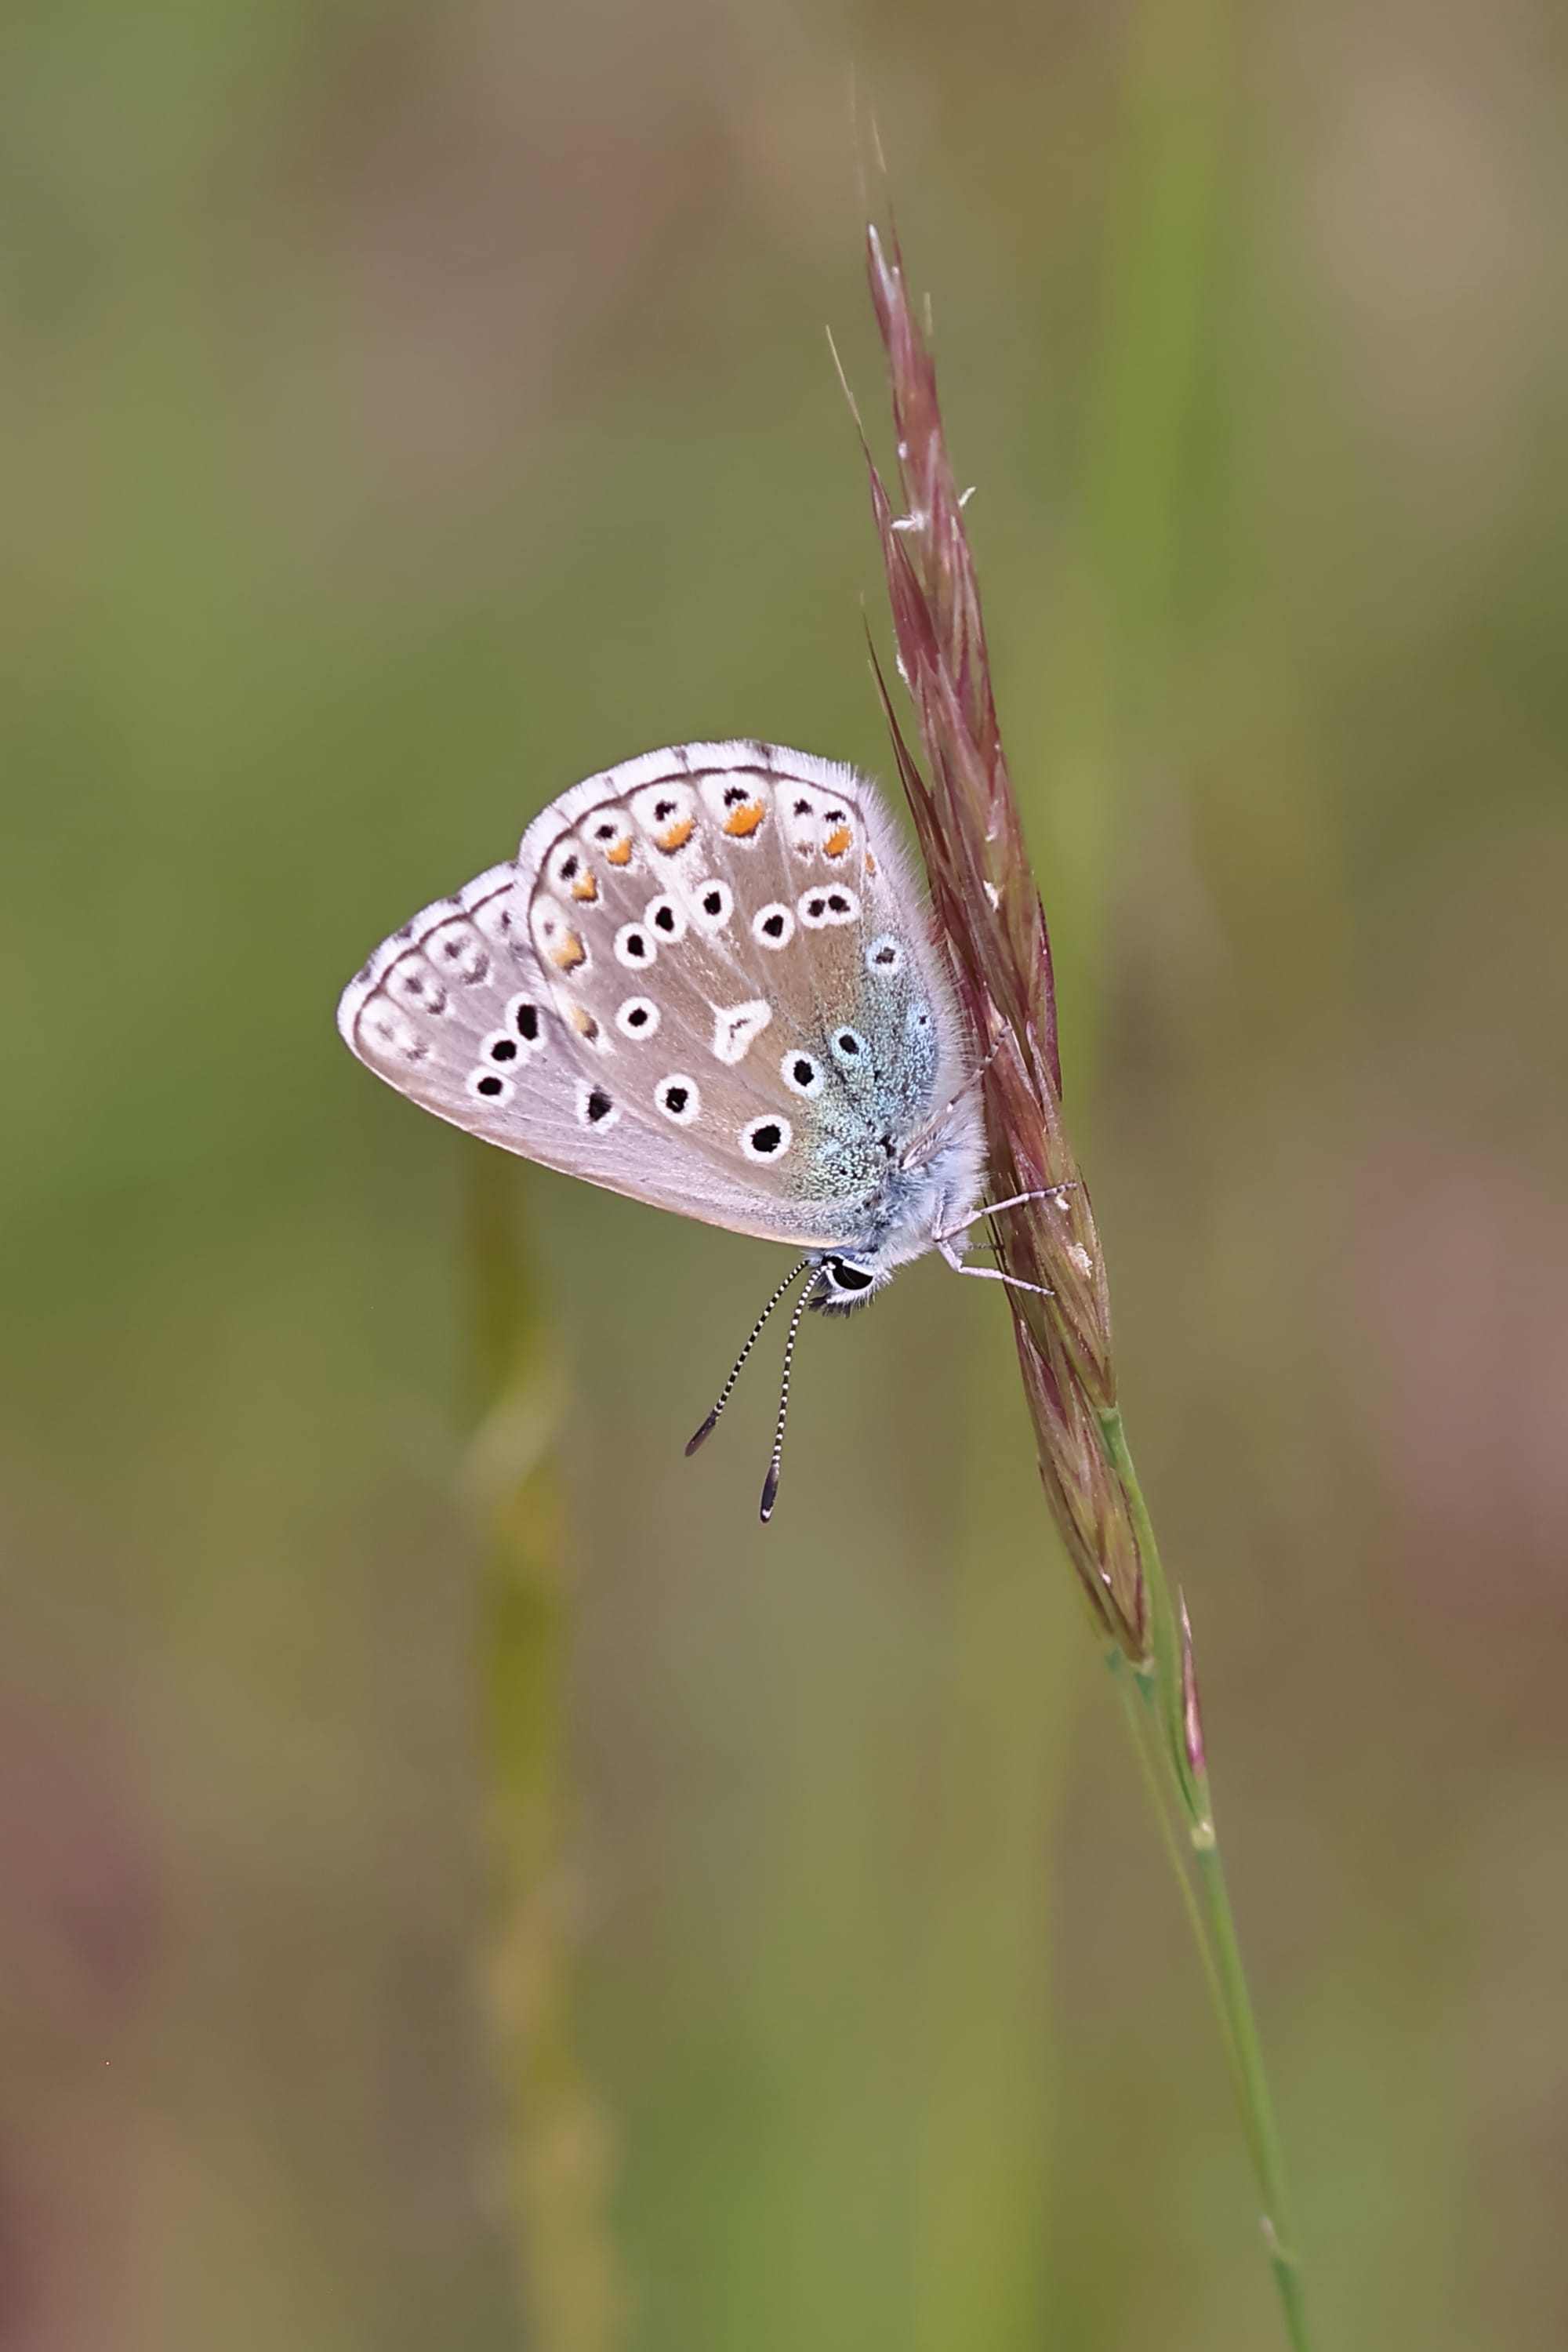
[338,741,1051,1515]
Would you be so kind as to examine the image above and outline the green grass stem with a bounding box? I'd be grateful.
[1098,1406,1311,2352]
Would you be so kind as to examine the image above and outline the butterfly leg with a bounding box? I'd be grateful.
[933,1185,1076,1245]
[936,1235,1054,1298]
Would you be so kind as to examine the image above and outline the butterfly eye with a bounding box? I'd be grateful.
[781,1051,824,1098]
[826,1259,875,1294]
[741,1115,793,1162]
[752,903,795,949]
[655,1076,701,1125]
[866,935,905,975]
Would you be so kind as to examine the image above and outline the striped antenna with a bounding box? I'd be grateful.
[685,1258,813,1458]
[758,1269,823,1523]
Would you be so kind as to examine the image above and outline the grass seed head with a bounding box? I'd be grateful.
[858,220,1145,1659]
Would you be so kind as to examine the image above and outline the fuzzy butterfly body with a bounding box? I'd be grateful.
[339,742,989,1312]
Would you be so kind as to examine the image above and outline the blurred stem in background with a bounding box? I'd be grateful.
[463,1149,622,2352]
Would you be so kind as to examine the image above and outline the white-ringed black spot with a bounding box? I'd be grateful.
[723,783,750,807]
[615,996,660,1039]
[742,1115,793,1162]
[644,894,688,943]
[687,878,733,933]
[833,1027,866,1063]
[655,1075,700,1126]
[752,902,794,949]
[510,999,541,1043]
[653,797,677,822]
[782,1051,824,1098]
[467,1068,514,1104]
[866,935,904,975]
[614,923,655,967]
[488,1037,518,1062]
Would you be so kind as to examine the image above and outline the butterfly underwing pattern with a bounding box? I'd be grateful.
[338,742,1046,1513]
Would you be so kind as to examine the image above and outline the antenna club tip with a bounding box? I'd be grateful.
[685,1412,719,1457]
[759,1465,781,1521]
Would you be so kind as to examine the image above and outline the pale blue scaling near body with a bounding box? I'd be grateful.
[337,741,1054,1515]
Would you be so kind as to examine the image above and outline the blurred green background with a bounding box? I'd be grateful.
[4,2,1566,2347]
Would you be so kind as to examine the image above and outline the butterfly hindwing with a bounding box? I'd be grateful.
[511,742,966,1193]
[338,745,971,1249]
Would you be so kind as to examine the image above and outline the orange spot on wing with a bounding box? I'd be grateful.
[570,873,599,902]
[863,851,877,874]
[722,801,766,838]
[656,815,695,852]
[824,824,853,858]
[550,934,586,971]
[605,836,633,866]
